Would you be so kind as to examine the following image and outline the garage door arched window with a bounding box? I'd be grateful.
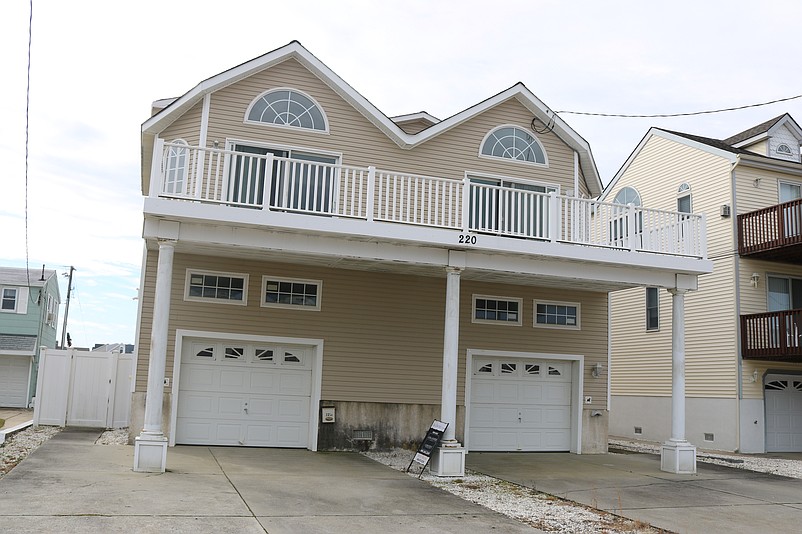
[245,88,328,132]
[480,125,547,166]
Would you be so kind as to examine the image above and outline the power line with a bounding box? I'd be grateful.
[24,0,33,287]
[556,93,802,118]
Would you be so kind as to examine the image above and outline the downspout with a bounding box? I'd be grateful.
[732,160,742,451]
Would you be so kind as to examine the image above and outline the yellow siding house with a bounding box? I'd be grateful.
[131,41,711,473]
[607,114,802,453]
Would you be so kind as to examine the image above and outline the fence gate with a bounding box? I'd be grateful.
[33,348,132,428]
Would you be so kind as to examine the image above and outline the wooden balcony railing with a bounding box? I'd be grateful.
[149,141,707,259]
[738,199,802,262]
[741,309,802,361]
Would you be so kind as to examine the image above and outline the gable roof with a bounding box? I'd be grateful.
[142,40,602,196]
[602,116,802,201]
[0,267,57,288]
[723,113,802,148]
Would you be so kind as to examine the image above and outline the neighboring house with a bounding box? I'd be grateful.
[606,114,802,453]
[0,266,61,408]
[92,343,134,354]
[131,41,711,473]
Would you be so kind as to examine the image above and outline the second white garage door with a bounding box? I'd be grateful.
[765,374,802,453]
[469,357,572,451]
[0,356,31,408]
[176,339,313,447]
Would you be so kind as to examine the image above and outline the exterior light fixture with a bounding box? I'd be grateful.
[750,273,760,288]
[591,362,604,378]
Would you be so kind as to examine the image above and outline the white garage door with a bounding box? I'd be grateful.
[765,375,802,452]
[176,339,313,447]
[0,356,30,408]
[469,357,572,451]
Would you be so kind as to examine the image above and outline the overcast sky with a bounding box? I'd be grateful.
[3,0,802,348]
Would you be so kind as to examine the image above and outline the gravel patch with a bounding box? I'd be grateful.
[95,428,129,446]
[363,449,664,533]
[0,425,60,479]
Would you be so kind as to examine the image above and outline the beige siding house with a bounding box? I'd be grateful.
[131,41,711,473]
[607,114,802,453]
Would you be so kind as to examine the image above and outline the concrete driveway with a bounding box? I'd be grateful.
[467,451,802,534]
[0,428,540,533]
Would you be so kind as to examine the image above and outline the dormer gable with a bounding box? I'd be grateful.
[724,113,802,162]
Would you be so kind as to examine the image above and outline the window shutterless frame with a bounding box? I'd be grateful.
[261,276,322,311]
[646,287,659,331]
[183,269,249,306]
[533,300,580,330]
[471,294,523,326]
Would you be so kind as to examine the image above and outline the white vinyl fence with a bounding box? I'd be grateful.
[33,348,132,428]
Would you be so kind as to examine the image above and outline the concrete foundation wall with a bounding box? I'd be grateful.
[317,401,465,451]
[581,409,609,454]
[128,392,172,445]
[739,398,766,453]
[611,396,739,452]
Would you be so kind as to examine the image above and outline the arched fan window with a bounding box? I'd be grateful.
[245,88,328,132]
[480,125,547,165]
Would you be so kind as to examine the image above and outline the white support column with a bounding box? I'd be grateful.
[661,288,697,474]
[134,240,175,473]
[430,266,466,477]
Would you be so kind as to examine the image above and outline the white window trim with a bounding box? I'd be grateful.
[645,287,660,332]
[777,143,793,155]
[471,294,523,326]
[261,275,322,311]
[464,171,560,194]
[533,299,581,330]
[478,124,549,168]
[778,179,802,204]
[0,287,18,313]
[243,87,330,134]
[183,269,249,306]
[225,138,343,162]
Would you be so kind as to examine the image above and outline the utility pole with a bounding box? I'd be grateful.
[60,266,75,349]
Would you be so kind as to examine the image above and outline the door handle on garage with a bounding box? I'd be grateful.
[243,402,249,414]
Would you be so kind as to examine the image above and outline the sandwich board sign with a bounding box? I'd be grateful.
[406,419,448,477]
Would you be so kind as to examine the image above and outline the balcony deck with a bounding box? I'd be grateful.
[738,199,802,264]
[741,310,802,362]
[148,142,708,266]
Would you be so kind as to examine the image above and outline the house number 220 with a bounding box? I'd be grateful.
[458,234,477,245]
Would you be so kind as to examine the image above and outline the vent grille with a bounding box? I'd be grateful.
[352,430,373,441]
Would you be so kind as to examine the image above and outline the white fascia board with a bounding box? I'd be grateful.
[731,132,769,149]
[143,199,711,277]
[0,350,36,357]
[602,128,738,202]
[391,112,441,124]
[737,155,802,176]
[767,114,802,140]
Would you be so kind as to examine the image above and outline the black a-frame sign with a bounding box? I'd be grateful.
[406,419,448,478]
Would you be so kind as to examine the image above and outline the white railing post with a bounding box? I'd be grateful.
[628,204,637,252]
[698,213,707,259]
[149,138,165,198]
[462,178,471,232]
[261,153,274,211]
[366,166,376,222]
[194,147,204,200]
[549,191,560,242]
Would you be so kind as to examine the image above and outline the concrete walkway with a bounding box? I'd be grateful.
[0,428,540,533]
[0,408,33,431]
[467,451,802,534]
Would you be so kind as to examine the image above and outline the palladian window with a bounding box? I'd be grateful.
[480,125,547,165]
[246,88,328,132]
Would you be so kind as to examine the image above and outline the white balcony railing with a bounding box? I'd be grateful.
[151,141,707,259]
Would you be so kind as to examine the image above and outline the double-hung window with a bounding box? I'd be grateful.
[1,288,18,312]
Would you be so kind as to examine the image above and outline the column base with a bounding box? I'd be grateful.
[429,443,466,477]
[133,434,168,473]
[661,440,696,474]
